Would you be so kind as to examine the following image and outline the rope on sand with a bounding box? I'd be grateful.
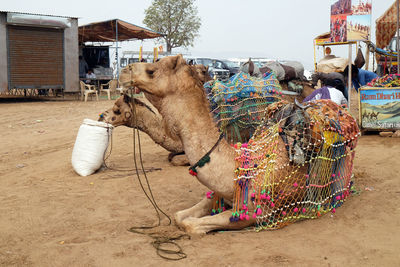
[103,89,189,260]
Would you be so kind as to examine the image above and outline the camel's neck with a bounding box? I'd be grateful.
[160,90,236,198]
[128,105,183,153]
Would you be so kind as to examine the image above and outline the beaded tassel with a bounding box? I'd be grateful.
[206,191,225,216]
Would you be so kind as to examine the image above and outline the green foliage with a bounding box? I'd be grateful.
[143,0,201,53]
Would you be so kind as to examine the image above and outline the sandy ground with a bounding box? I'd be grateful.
[1,93,400,267]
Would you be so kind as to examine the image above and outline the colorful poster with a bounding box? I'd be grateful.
[360,88,400,129]
[330,0,372,42]
[347,14,371,41]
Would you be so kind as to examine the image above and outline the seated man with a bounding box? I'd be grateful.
[85,69,96,84]
[303,86,348,106]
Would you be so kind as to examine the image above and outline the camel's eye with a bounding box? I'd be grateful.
[146,69,155,76]
[114,109,121,115]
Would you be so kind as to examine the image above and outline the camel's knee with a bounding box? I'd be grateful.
[169,154,189,166]
[174,197,214,225]
[180,217,208,236]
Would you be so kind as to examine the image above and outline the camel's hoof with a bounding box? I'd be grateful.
[181,217,207,236]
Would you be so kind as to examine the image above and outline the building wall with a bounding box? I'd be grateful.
[64,18,79,92]
[0,13,8,93]
[0,13,79,93]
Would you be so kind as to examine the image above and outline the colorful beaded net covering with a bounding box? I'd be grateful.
[229,99,360,230]
[367,74,400,87]
[204,72,282,144]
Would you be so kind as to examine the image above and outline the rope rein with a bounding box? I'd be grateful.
[102,82,189,260]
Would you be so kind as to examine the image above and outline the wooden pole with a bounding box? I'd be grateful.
[116,20,120,80]
[348,43,353,111]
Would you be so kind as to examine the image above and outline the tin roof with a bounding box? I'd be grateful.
[0,10,78,19]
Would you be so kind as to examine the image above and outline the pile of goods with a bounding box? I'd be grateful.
[367,74,400,87]
[204,72,282,143]
[229,99,360,229]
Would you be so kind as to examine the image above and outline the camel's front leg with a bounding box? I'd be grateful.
[174,197,213,226]
[181,211,256,235]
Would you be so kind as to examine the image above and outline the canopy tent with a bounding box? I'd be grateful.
[78,19,162,42]
[78,19,163,78]
[376,1,398,49]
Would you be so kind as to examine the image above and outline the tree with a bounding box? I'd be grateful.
[143,0,201,53]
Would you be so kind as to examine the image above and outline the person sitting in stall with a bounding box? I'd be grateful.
[322,47,337,60]
[343,65,378,92]
[303,85,348,106]
[85,69,97,84]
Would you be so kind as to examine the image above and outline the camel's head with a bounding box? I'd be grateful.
[99,94,154,127]
[119,55,202,99]
[192,64,211,83]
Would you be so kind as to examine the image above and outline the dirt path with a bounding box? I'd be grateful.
[0,97,399,266]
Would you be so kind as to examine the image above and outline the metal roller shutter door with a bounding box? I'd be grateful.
[7,25,64,89]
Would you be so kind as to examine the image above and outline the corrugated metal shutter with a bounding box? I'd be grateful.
[7,25,64,89]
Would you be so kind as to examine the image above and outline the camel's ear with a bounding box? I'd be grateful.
[248,60,254,76]
[205,66,209,72]
[170,54,186,70]
[123,94,131,104]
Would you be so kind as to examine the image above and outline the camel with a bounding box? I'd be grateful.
[117,55,359,235]
[362,111,369,120]
[370,111,380,120]
[100,64,212,166]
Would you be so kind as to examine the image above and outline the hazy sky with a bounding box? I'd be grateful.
[1,0,396,69]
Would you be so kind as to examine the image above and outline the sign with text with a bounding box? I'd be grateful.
[330,0,372,42]
[359,87,400,130]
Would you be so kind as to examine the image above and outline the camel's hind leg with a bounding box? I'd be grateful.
[181,211,256,235]
[174,197,213,226]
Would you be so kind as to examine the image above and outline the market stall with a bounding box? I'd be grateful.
[78,19,163,80]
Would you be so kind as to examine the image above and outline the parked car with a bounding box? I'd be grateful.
[214,60,239,77]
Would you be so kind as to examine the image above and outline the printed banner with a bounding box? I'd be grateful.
[360,87,400,129]
[330,0,372,42]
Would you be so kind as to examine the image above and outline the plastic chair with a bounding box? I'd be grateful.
[80,81,98,102]
[100,79,118,100]
[116,86,128,95]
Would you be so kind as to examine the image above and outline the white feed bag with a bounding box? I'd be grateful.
[71,119,113,176]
